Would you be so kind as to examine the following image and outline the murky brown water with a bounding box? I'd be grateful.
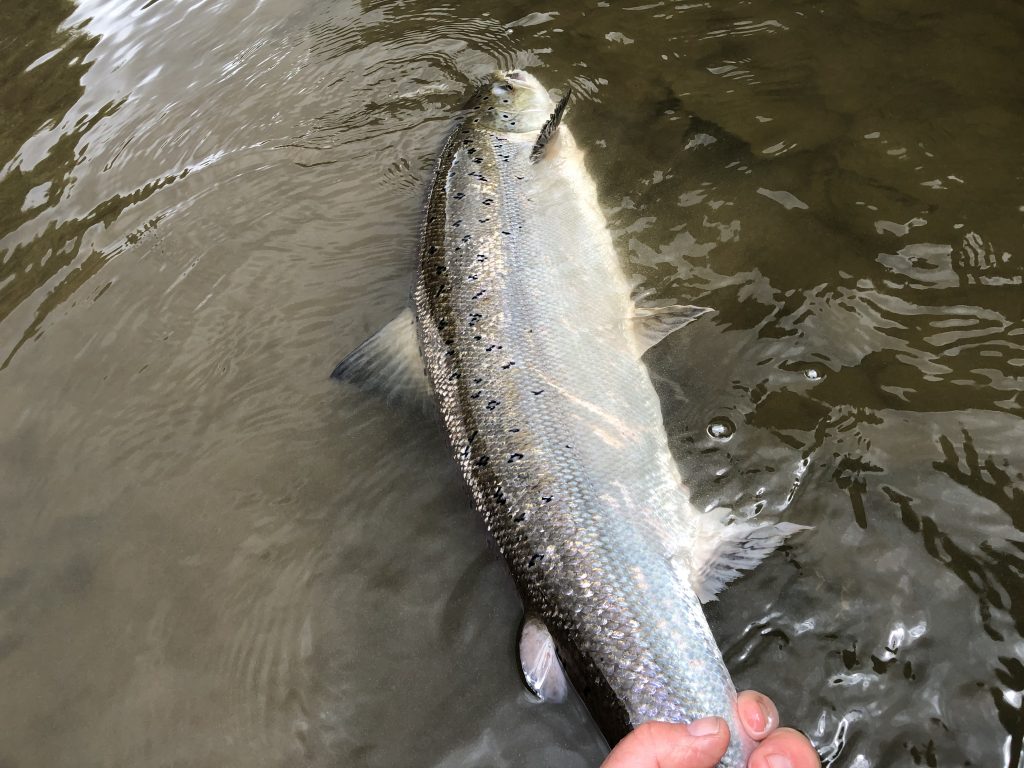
[1,1,1022,766]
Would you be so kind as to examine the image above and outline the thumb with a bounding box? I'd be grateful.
[601,718,730,768]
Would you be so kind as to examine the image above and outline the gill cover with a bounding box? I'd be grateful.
[470,70,553,134]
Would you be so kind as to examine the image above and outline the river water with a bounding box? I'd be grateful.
[1,1,1022,766]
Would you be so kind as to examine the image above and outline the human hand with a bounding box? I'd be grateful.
[600,691,820,768]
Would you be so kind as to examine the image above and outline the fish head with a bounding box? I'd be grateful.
[469,70,554,134]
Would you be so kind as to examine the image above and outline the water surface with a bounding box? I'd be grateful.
[1,1,1023,766]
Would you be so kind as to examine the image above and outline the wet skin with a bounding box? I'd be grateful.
[601,691,820,768]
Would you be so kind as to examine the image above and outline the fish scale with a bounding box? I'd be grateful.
[412,73,750,765]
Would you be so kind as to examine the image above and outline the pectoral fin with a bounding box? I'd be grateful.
[331,307,433,409]
[518,615,568,702]
[530,88,572,164]
[631,304,713,355]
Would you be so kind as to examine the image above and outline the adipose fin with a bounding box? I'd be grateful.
[518,615,568,702]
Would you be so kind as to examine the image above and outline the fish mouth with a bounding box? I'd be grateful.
[499,69,543,93]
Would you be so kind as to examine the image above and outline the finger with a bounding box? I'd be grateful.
[736,690,779,742]
[748,727,822,768]
[601,718,730,768]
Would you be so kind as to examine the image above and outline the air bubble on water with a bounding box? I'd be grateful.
[707,418,735,441]
[803,366,823,381]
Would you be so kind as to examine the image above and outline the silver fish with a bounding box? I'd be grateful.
[335,69,803,766]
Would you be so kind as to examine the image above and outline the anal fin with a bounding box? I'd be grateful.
[681,511,809,603]
[331,307,433,409]
[519,615,568,702]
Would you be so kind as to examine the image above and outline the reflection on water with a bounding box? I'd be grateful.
[0,0,1022,766]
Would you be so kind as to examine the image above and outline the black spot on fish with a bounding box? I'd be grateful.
[508,453,524,463]
[471,391,482,399]
[486,399,500,410]
[476,455,490,466]
[482,198,493,206]
[528,553,543,567]
[541,496,552,504]
[454,192,464,199]
[467,148,475,154]
[513,511,527,523]
[467,273,478,281]
[468,312,482,326]
[509,428,520,433]
[501,361,515,369]
[461,234,471,243]
[501,230,511,235]
[473,157,482,164]
[468,430,478,443]
[473,334,482,340]
[473,378,482,384]
[448,372,459,381]
[532,389,544,395]
[428,245,438,253]
[476,254,487,262]
[510,122,516,127]
[453,220,462,227]
[472,289,486,299]
[478,218,489,224]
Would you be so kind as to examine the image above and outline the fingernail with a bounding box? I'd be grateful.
[689,717,723,737]
[766,754,793,768]
[756,699,776,734]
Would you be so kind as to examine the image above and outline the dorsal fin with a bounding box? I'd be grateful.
[529,88,572,163]
[331,307,434,410]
